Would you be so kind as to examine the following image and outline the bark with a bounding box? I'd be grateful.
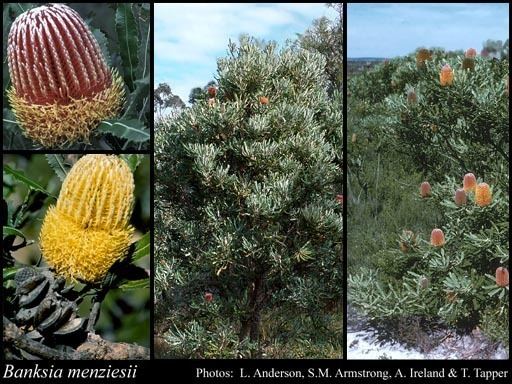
[239,272,266,344]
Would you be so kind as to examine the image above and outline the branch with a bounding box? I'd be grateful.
[3,316,149,360]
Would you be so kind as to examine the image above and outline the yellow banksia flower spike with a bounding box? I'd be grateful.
[40,155,134,283]
[7,4,125,147]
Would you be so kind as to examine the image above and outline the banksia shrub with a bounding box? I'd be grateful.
[430,228,445,247]
[475,182,492,207]
[463,173,477,192]
[439,64,454,86]
[39,155,134,282]
[454,188,467,206]
[419,181,431,197]
[7,4,124,147]
[495,267,509,287]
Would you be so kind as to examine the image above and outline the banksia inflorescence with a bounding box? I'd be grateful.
[465,48,477,59]
[407,89,417,104]
[495,267,509,287]
[259,96,269,105]
[454,188,467,206]
[430,228,445,247]
[474,182,492,207]
[40,155,134,283]
[463,172,477,192]
[419,181,431,198]
[439,64,454,86]
[7,4,125,147]
[415,48,432,68]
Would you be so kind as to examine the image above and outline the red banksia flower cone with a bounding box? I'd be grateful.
[440,64,454,86]
[475,182,492,207]
[7,4,124,147]
[463,173,477,192]
[430,228,445,247]
[204,292,214,302]
[454,188,467,206]
[259,96,269,105]
[495,267,509,287]
[420,181,431,198]
[39,155,134,282]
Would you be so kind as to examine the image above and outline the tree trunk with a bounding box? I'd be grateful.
[239,272,265,344]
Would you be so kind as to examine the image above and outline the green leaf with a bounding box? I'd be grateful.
[91,28,111,67]
[119,278,149,291]
[132,232,150,261]
[122,76,149,119]
[3,226,25,240]
[3,164,54,197]
[116,3,139,91]
[136,4,150,80]
[3,266,20,281]
[120,154,144,173]
[45,154,69,182]
[97,119,150,142]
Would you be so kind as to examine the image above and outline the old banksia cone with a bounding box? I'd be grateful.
[463,173,477,192]
[419,276,429,289]
[440,64,454,86]
[430,228,445,247]
[7,4,124,147]
[407,89,417,104]
[420,181,431,197]
[416,48,431,68]
[475,182,492,207]
[454,188,467,206]
[495,267,509,287]
[40,155,134,282]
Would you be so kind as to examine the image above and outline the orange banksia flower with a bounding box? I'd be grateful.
[465,48,477,59]
[416,48,432,68]
[463,173,477,192]
[430,228,445,247]
[259,96,269,105]
[7,4,124,147]
[40,155,134,282]
[420,181,431,198]
[454,188,467,206]
[474,182,492,207]
[440,64,454,86]
[495,267,509,287]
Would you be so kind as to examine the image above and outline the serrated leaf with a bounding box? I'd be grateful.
[122,76,149,119]
[3,164,54,197]
[116,3,139,91]
[45,154,69,182]
[132,232,150,261]
[3,226,25,240]
[91,28,111,66]
[97,119,150,142]
[120,154,144,173]
[119,278,149,291]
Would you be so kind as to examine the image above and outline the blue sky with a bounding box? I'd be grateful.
[348,3,509,58]
[155,3,337,104]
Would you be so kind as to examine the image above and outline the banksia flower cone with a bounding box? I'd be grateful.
[465,48,477,59]
[463,173,477,192]
[495,267,509,287]
[259,96,269,105]
[416,48,431,68]
[7,4,124,147]
[420,181,431,198]
[419,276,429,289]
[407,89,417,104]
[430,228,445,247]
[440,64,454,86]
[207,86,217,97]
[40,155,134,282]
[454,188,467,206]
[475,182,492,207]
